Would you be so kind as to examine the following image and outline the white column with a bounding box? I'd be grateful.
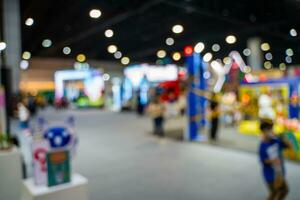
[3,0,21,93]
[247,37,263,70]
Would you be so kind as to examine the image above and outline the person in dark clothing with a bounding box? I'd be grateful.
[209,94,220,141]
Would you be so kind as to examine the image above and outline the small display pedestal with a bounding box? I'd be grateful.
[0,147,22,200]
[21,174,88,200]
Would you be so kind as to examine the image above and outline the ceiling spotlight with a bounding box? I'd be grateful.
[42,39,52,48]
[265,52,273,61]
[264,61,272,69]
[22,51,31,60]
[20,60,29,70]
[260,43,270,51]
[194,42,205,53]
[212,44,221,52]
[0,42,7,51]
[203,52,213,62]
[285,56,292,63]
[290,29,297,37]
[89,9,101,19]
[25,18,34,26]
[243,48,251,56]
[286,48,294,56]
[166,37,175,46]
[121,57,130,65]
[104,29,114,38]
[172,24,184,34]
[63,47,71,55]
[157,50,167,58]
[279,63,287,71]
[114,51,122,59]
[172,52,181,61]
[225,35,236,44]
[107,45,118,54]
[76,54,86,62]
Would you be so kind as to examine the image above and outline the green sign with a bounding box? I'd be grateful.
[47,150,71,187]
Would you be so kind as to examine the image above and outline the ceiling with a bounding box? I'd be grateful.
[20,0,300,66]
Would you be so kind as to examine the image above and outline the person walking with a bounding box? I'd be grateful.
[259,120,291,200]
[147,96,165,137]
[209,94,220,141]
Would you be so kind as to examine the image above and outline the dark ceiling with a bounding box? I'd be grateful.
[20,0,300,66]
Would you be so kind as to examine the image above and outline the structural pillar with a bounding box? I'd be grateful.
[3,0,21,93]
[247,37,263,70]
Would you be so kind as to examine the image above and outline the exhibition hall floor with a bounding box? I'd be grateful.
[37,109,300,200]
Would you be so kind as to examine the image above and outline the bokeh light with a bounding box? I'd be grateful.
[121,57,130,65]
[20,60,29,70]
[203,52,213,62]
[22,51,31,60]
[212,44,221,52]
[76,54,86,62]
[225,35,236,44]
[279,63,287,71]
[89,9,101,18]
[63,47,71,55]
[290,28,297,37]
[260,43,270,51]
[114,51,122,59]
[264,61,272,69]
[243,48,251,56]
[172,24,184,34]
[25,18,34,26]
[194,42,205,53]
[166,37,174,46]
[286,48,294,56]
[105,29,114,38]
[0,42,7,51]
[172,52,181,61]
[157,50,167,58]
[42,39,52,48]
[265,52,273,61]
[107,45,118,53]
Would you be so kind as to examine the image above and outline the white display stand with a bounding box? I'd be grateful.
[0,147,22,200]
[21,173,88,200]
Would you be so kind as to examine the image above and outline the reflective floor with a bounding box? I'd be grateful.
[36,109,300,200]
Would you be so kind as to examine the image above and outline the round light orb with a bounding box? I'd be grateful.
[172,24,184,34]
[63,47,71,55]
[264,61,272,69]
[286,48,294,56]
[89,9,101,19]
[25,18,34,26]
[212,44,221,52]
[285,56,292,63]
[203,52,213,62]
[243,48,251,56]
[261,43,270,51]
[225,35,236,44]
[104,29,114,38]
[166,37,175,46]
[0,42,7,51]
[172,52,181,61]
[290,29,297,37]
[114,51,122,59]
[157,50,167,58]
[121,57,130,65]
[279,63,287,71]
[76,54,86,62]
[20,60,29,70]
[42,39,52,48]
[107,45,118,54]
[22,51,31,60]
[265,52,273,61]
[194,42,205,53]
